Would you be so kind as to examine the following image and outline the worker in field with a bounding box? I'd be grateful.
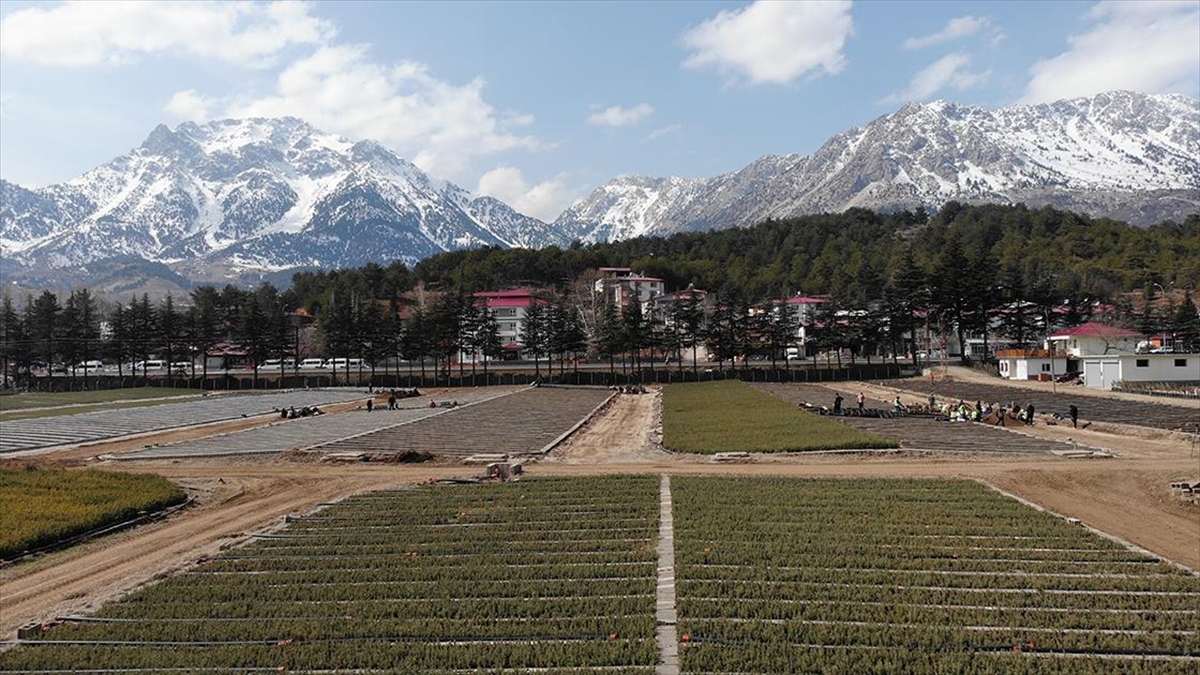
[833,393,844,414]
[856,392,865,411]
[1069,403,1079,429]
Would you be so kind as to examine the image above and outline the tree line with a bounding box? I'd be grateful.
[3,202,1199,388]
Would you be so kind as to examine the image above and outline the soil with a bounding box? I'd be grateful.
[2,382,1198,641]
[543,389,670,463]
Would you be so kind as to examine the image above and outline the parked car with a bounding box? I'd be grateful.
[71,360,104,373]
[323,358,370,370]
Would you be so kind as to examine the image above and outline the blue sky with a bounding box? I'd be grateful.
[1,0,1198,220]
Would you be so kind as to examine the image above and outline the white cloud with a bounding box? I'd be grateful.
[165,89,214,123]
[225,45,543,180]
[1021,1,1200,104]
[881,53,991,104]
[0,0,333,67]
[476,166,576,222]
[646,124,683,141]
[902,16,989,50]
[680,0,853,85]
[586,103,655,127]
[0,93,14,118]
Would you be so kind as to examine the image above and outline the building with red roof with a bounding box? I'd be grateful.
[471,289,547,359]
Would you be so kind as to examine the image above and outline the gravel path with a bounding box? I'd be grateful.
[880,380,1199,432]
[311,386,613,458]
[0,389,371,454]
[757,384,1085,455]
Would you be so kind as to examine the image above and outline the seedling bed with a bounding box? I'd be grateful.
[672,477,1200,673]
[1,476,661,672]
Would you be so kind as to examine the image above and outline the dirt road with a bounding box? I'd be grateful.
[544,389,669,463]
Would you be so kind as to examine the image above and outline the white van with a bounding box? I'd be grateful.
[72,360,104,373]
[323,358,370,370]
[299,358,326,369]
[133,360,167,371]
[260,359,296,370]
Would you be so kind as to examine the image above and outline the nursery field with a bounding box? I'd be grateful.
[673,477,1200,674]
[0,476,661,672]
[662,381,896,453]
[4,475,1198,673]
[0,467,185,560]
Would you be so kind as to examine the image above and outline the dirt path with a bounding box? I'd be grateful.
[544,389,670,463]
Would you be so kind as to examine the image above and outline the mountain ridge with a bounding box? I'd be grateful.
[2,91,1198,293]
[556,90,1200,241]
[1,116,566,279]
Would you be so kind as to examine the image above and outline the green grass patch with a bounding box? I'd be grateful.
[662,380,897,453]
[0,467,187,559]
[0,388,204,420]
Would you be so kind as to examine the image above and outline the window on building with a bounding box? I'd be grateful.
[1175,358,1188,367]
[1136,359,1149,368]
[496,308,516,318]
[1041,363,1051,372]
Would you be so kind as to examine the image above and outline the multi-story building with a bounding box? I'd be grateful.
[594,267,664,308]
[471,289,546,360]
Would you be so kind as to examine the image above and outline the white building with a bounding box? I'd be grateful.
[594,267,664,308]
[785,295,827,356]
[1080,353,1199,390]
[996,321,1199,390]
[470,289,546,360]
[1047,322,1141,357]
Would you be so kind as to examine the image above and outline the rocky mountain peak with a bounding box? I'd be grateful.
[558,91,1199,241]
[1,117,565,282]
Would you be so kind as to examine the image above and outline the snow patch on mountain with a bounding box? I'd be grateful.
[560,91,1200,240]
[0,117,564,277]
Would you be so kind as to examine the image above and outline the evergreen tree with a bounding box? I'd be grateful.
[886,246,929,364]
[475,306,503,378]
[158,294,183,386]
[1170,291,1200,352]
[620,299,650,374]
[522,301,548,377]
[28,290,61,368]
[128,294,157,378]
[236,291,269,386]
[0,295,29,386]
[188,286,222,382]
[593,299,622,380]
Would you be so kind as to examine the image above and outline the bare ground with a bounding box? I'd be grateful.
[2,383,1198,641]
[543,389,670,463]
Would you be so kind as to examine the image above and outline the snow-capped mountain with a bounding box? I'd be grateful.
[559,91,1200,241]
[1,117,566,277]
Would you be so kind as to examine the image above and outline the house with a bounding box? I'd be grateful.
[997,323,1138,383]
[996,321,1199,389]
[1047,322,1141,357]
[995,348,1071,381]
[594,268,664,308]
